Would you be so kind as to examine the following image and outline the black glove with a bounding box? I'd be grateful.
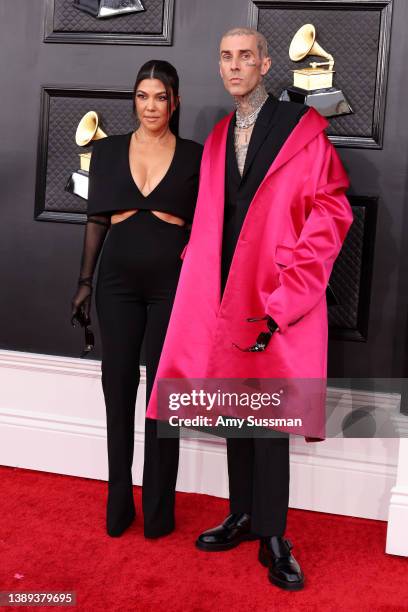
[71,214,111,328]
[71,280,93,328]
[233,316,279,352]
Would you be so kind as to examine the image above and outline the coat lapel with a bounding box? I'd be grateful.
[225,115,241,189]
[241,95,279,179]
[263,106,328,179]
[206,113,234,276]
[212,106,328,193]
[208,106,329,256]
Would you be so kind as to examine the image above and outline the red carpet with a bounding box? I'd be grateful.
[0,465,407,611]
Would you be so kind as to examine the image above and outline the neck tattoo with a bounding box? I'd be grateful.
[234,82,268,129]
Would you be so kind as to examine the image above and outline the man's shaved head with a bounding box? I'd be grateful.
[221,27,269,60]
[219,27,272,98]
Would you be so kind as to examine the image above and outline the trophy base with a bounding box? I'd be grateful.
[279,86,353,118]
[65,170,89,200]
[72,0,145,19]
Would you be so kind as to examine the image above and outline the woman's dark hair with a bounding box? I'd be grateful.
[132,60,180,136]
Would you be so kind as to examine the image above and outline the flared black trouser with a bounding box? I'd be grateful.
[95,210,187,537]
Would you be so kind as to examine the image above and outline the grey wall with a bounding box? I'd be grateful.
[0,0,407,379]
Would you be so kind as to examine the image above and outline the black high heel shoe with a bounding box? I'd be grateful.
[106,486,136,537]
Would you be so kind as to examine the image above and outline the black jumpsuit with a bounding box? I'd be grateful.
[87,132,203,537]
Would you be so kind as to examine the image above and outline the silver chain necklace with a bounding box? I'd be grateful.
[235,87,268,129]
[236,105,263,129]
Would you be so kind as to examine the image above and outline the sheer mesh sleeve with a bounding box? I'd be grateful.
[78,214,111,283]
[71,214,111,326]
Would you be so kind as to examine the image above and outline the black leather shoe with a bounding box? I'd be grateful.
[196,513,257,551]
[259,537,304,590]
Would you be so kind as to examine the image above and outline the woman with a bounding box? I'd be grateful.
[71,60,203,538]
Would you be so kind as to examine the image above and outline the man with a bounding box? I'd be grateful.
[147,27,353,590]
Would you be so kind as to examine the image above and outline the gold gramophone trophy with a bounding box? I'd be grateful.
[279,24,353,117]
[65,111,107,200]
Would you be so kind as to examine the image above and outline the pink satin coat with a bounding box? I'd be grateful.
[146,107,353,440]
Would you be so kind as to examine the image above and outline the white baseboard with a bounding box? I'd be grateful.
[386,439,408,556]
[0,350,401,525]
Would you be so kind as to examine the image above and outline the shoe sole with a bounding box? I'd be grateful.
[258,548,305,591]
[195,533,258,552]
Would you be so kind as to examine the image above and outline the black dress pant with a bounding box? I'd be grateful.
[227,435,289,537]
[95,210,187,537]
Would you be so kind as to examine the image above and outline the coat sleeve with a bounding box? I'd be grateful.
[265,132,353,334]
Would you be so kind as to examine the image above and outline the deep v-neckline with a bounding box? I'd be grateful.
[126,131,178,199]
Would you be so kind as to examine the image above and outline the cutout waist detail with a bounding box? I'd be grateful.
[111,209,186,227]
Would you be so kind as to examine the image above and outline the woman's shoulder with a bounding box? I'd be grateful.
[89,133,130,178]
[176,137,204,163]
[177,137,203,153]
[92,132,131,153]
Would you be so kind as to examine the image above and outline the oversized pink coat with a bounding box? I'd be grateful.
[146,106,353,440]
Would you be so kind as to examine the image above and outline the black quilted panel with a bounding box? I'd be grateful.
[44,93,134,214]
[53,0,164,33]
[257,7,381,137]
[328,206,365,328]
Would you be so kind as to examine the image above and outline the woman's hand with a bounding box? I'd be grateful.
[70,213,110,328]
[71,281,92,327]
